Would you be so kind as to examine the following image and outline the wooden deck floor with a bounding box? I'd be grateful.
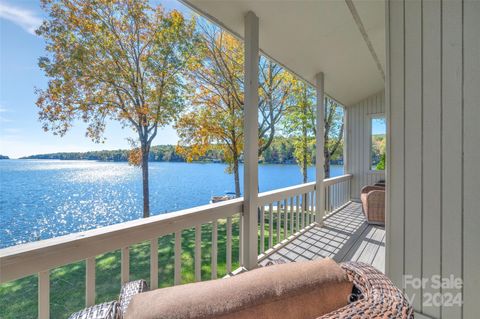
[259,202,386,273]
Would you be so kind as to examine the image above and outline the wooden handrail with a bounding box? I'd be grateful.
[256,174,352,206]
[257,181,316,206]
[0,198,243,283]
[323,174,353,187]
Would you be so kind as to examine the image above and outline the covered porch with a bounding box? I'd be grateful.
[0,0,389,317]
[1,0,477,318]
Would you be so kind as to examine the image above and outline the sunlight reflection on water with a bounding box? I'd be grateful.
[0,160,343,248]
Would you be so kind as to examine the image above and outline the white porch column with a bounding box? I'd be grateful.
[315,72,326,225]
[243,11,259,270]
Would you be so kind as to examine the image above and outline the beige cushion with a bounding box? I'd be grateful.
[125,258,353,319]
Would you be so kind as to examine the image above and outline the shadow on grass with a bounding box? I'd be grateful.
[0,218,241,318]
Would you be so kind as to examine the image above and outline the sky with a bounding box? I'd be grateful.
[0,0,385,159]
[0,0,191,159]
[372,117,386,135]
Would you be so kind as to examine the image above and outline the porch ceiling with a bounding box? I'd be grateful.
[181,0,385,106]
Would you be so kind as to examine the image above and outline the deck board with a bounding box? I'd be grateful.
[260,202,386,273]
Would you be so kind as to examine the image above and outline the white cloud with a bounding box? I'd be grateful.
[0,104,10,122]
[0,2,42,35]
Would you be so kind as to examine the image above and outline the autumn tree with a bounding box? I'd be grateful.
[36,0,199,217]
[282,80,316,183]
[258,58,293,156]
[283,80,345,180]
[175,22,294,196]
[175,25,244,196]
[323,99,344,178]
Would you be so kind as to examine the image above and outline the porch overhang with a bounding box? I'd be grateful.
[180,0,385,106]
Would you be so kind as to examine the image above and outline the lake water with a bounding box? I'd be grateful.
[0,160,343,248]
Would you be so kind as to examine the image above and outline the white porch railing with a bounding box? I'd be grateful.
[0,174,352,318]
[256,174,353,259]
[324,174,352,214]
[257,182,316,256]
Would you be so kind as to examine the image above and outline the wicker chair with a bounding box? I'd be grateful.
[70,261,413,319]
[68,280,148,319]
[319,262,414,318]
[264,259,413,318]
[360,185,385,224]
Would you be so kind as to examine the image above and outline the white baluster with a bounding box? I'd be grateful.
[226,217,232,273]
[86,257,96,306]
[239,214,244,266]
[121,246,129,284]
[150,239,158,289]
[195,225,201,281]
[211,220,218,279]
[38,270,50,319]
[290,197,294,234]
[276,201,281,243]
[174,231,181,285]
[268,203,273,249]
[260,206,265,253]
[295,195,300,232]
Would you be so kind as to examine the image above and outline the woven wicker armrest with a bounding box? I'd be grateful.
[67,301,119,319]
[68,280,148,319]
[361,185,385,194]
[263,258,287,267]
[366,189,385,205]
[317,262,414,318]
[118,280,149,317]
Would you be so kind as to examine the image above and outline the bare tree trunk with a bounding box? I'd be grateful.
[233,154,241,197]
[323,121,330,178]
[141,146,150,218]
[323,102,344,179]
[302,101,308,184]
[302,154,308,211]
[302,130,308,211]
[324,150,330,179]
[302,148,308,183]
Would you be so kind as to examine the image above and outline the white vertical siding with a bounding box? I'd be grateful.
[441,2,463,318]
[404,0,422,311]
[463,2,480,318]
[346,90,385,200]
[421,0,442,317]
[386,1,480,318]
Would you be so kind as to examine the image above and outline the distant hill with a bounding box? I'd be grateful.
[0,155,9,160]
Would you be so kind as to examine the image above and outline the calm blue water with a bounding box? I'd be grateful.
[0,160,343,248]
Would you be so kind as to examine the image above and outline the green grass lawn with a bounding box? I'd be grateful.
[0,210,311,318]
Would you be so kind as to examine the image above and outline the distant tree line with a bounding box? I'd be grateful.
[21,139,343,165]
[0,155,9,160]
[21,145,189,162]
